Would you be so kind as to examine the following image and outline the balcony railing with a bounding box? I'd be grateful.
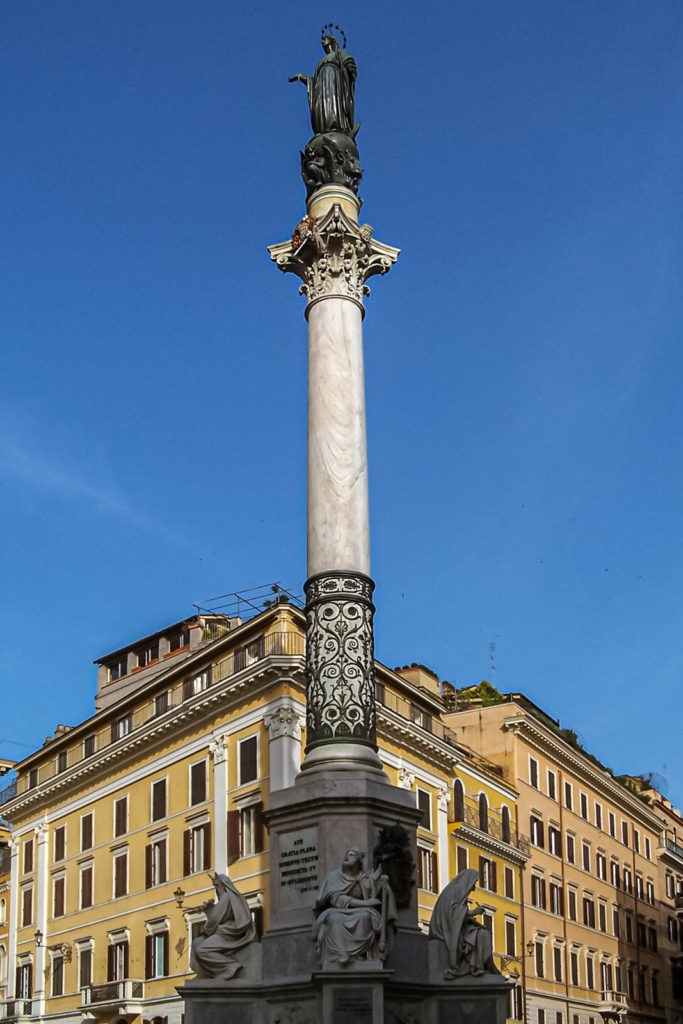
[82,980,144,1005]
[0,1001,32,1019]
[0,781,16,807]
[454,800,530,855]
[667,838,683,861]
[600,990,627,1010]
[674,892,683,911]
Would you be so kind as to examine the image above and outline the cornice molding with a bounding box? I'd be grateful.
[502,715,662,831]
[453,821,530,866]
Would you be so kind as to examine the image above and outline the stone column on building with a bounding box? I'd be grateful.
[7,837,18,999]
[264,702,305,791]
[209,734,229,876]
[437,788,451,890]
[33,823,48,1016]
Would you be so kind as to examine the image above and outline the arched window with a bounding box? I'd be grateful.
[0,945,6,986]
[0,898,5,925]
[452,779,465,822]
[502,805,511,844]
[479,793,489,833]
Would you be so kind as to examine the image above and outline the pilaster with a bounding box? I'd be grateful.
[7,837,19,999]
[209,735,228,875]
[437,788,451,890]
[264,701,305,791]
[33,822,48,1016]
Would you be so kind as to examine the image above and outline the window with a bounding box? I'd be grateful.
[169,628,189,652]
[184,822,212,874]
[652,971,659,1006]
[635,875,644,900]
[56,750,67,774]
[612,907,620,937]
[582,842,591,872]
[114,796,128,837]
[623,867,632,893]
[582,896,595,928]
[154,691,169,716]
[570,950,579,986]
[108,657,127,681]
[145,929,169,979]
[608,811,616,837]
[531,875,546,909]
[417,847,438,893]
[417,788,432,831]
[598,902,607,932]
[151,778,167,822]
[23,838,34,874]
[54,825,66,862]
[107,937,129,981]
[556,1014,563,1024]
[183,671,209,700]
[627,967,635,998]
[529,757,539,789]
[621,821,629,846]
[113,849,128,898]
[81,812,93,851]
[580,793,588,820]
[0,898,5,925]
[553,945,563,982]
[80,862,93,909]
[501,805,511,843]
[509,986,523,1021]
[239,805,265,859]
[625,913,633,943]
[666,873,674,899]
[645,836,651,860]
[111,714,132,741]
[505,866,514,899]
[239,736,259,786]
[52,874,65,918]
[78,945,93,989]
[51,952,64,996]
[505,918,516,956]
[633,828,640,853]
[647,925,657,952]
[17,961,32,999]
[452,779,465,821]
[594,803,603,829]
[549,826,562,856]
[567,888,577,921]
[21,887,33,927]
[596,853,606,880]
[190,760,207,805]
[601,961,613,991]
[28,768,38,789]
[549,882,563,915]
[145,836,167,888]
[457,846,468,873]
[566,834,575,863]
[530,816,544,848]
[478,793,488,832]
[610,861,620,888]
[586,955,594,990]
[538,1010,545,1024]
[637,920,647,948]
[535,941,545,979]
[547,770,556,800]
[479,856,497,892]
[564,782,573,810]
[83,735,96,759]
[667,917,678,943]
[136,642,159,668]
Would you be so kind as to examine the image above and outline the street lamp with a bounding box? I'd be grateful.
[34,930,43,947]
[174,886,185,909]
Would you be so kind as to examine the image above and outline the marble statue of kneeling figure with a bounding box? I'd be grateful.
[429,868,499,979]
[313,847,396,968]
[190,872,256,981]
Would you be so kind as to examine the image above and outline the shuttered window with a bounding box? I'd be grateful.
[190,761,207,806]
[113,851,128,898]
[53,876,65,918]
[81,813,93,851]
[80,864,93,909]
[114,797,128,838]
[239,737,258,786]
[151,779,167,822]
[54,826,66,862]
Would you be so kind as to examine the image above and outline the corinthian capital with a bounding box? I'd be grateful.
[209,734,228,765]
[268,203,399,310]
[437,788,451,812]
[264,704,304,741]
[397,766,415,790]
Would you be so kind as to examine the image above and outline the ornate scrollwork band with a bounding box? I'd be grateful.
[304,570,377,750]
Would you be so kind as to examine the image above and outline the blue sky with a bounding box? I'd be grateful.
[2,1,682,806]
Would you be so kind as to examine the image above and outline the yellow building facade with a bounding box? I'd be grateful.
[0,606,525,1024]
[447,694,670,1024]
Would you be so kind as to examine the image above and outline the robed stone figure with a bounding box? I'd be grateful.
[290,34,358,138]
[313,847,397,967]
[429,868,498,978]
[190,873,256,980]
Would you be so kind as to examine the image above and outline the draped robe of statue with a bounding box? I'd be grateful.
[313,859,396,966]
[190,874,256,980]
[304,45,357,137]
[429,868,498,978]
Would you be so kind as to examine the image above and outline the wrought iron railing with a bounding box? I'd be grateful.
[666,837,683,860]
[454,801,530,855]
[0,781,16,807]
[83,980,144,1004]
[600,990,627,1007]
[0,1001,32,1019]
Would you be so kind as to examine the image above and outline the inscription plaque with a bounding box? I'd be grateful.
[332,987,373,1024]
[278,826,319,910]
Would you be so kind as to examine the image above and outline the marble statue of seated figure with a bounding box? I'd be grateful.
[190,872,256,980]
[313,847,396,968]
[429,868,498,979]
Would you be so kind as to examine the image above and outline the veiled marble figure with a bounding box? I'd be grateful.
[429,868,498,978]
[313,847,396,967]
[190,873,256,980]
